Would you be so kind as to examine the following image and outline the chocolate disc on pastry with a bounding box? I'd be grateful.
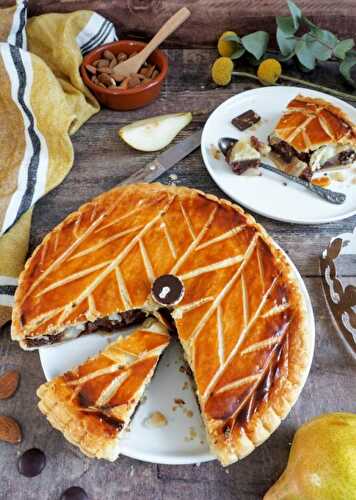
[152,274,184,306]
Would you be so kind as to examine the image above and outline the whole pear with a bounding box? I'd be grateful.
[264,412,356,500]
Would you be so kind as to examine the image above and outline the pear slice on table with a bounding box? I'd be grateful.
[118,112,192,152]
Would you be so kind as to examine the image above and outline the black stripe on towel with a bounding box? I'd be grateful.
[0,285,17,296]
[82,21,113,55]
[10,45,41,222]
[16,1,28,48]
[80,19,109,52]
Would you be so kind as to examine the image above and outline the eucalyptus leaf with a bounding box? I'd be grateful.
[312,29,338,49]
[241,31,269,60]
[276,15,296,35]
[302,33,332,61]
[223,33,241,43]
[334,39,355,60]
[295,39,316,69]
[339,55,356,87]
[287,0,302,30]
[230,47,245,60]
[277,27,297,56]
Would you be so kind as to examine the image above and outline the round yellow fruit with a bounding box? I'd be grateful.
[217,31,239,57]
[257,58,282,85]
[211,57,234,86]
[264,412,356,500]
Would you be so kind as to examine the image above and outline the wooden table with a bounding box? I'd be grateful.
[1,48,356,500]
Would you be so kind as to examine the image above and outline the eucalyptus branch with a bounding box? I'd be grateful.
[232,71,356,102]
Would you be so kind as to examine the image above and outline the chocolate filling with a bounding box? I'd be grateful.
[322,149,356,169]
[230,159,261,175]
[25,309,146,348]
[268,135,310,164]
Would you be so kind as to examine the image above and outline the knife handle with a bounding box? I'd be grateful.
[120,159,165,185]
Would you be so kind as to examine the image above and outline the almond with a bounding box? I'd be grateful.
[0,416,22,444]
[0,370,20,400]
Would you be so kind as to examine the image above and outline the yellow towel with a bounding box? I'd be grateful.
[0,1,118,326]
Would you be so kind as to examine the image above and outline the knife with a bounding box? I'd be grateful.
[120,129,202,185]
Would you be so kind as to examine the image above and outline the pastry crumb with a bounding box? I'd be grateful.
[210,145,222,160]
[184,426,197,442]
[143,411,168,428]
[174,398,185,406]
[182,381,189,391]
[184,409,194,418]
[331,172,346,182]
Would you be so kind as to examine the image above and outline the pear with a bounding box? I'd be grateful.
[264,412,356,500]
[118,112,192,152]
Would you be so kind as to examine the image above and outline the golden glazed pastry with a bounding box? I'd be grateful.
[269,95,356,179]
[37,319,169,461]
[13,183,313,465]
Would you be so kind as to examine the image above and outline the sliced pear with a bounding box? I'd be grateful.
[118,112,192,152]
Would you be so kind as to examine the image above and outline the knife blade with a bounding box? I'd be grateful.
[120,129,202,185]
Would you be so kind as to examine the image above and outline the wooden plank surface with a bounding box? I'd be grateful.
[1,0,355,45]
[1,47,356,499]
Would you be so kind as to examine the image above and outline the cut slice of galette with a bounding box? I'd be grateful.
[37,319,169,461]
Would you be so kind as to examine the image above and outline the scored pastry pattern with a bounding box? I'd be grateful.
[275,96,356,152]
[37,321,170,460]
[14,184,309,464]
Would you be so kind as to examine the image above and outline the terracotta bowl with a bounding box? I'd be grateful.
[80,40,168,111]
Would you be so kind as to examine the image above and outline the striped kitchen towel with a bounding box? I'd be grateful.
[0,2,118,327]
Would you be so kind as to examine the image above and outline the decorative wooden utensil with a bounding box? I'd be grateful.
[112,7,191,79]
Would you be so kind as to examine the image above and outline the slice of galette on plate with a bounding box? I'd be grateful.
[37,319,169,461]
[269,94,356,180]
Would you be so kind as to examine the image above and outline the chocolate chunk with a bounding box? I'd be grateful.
[60,486,89,500]
[18,448,46,477]
[152,275,184,306]
[231,159,261,175]
[232,109,261,131]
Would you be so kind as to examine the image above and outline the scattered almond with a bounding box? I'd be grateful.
[0,370,20,400]
[0,415,22,444]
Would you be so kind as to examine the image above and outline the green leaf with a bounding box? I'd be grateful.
[334,39,355,60]
[277,27,297,56]
[241,31,269,60]
[287,0,302,30]
[339,55,356,87]
[223,33,241,43]
[230,47,245,60]
[295,39,316,69]
[276,15,296,35]
[302,33,332,61]
[313,29,338,49]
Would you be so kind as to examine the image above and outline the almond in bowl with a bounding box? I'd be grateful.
[80,40,168,111]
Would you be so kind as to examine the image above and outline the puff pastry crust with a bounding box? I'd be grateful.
[14,183,313,465]
[274,94,356,152]
[37,319,169,461]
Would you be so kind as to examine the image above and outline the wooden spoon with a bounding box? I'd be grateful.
[112,7,191,79]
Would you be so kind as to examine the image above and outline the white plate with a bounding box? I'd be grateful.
[39,251,314,465]
[201,86,356,224]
